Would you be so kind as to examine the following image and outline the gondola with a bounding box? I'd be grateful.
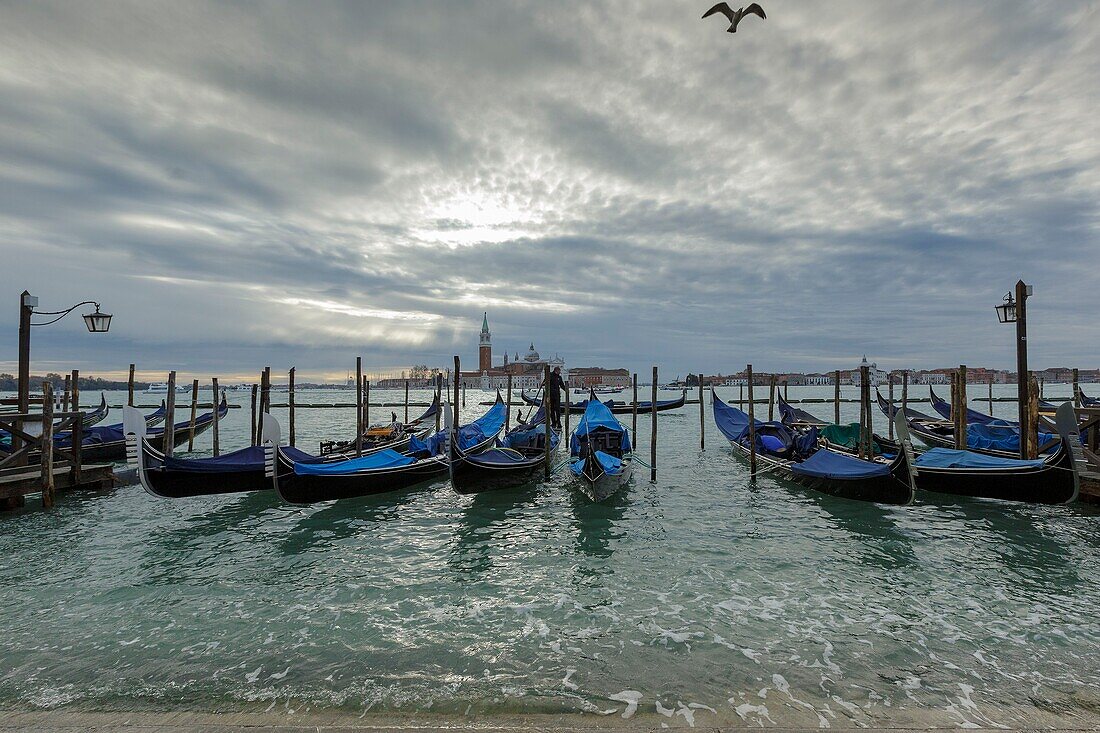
[568,392,634,502]
[929,386,1057,425]
[777,394,900,456]
[877,390,1056,459]
[521,389,686,415]
[713,391,914,505]
[897,403,1082,504]
[268,396,506,505]
[448,403,560,495]
[319,393,441,456]
[1078,387,1100,408]
[54,395,229,462]
[124,406,314,499]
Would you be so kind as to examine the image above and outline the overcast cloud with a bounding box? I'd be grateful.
[1,0,1097,381]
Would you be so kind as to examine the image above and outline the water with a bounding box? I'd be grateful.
[2,385,1099,727]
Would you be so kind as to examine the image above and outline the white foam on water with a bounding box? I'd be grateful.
[655,699,675,717]
[245,667,262,683]
[269,667,290,680]
[608,689,642,718]
[561,668,578,691]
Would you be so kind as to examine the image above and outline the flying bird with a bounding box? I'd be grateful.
[702,2,766,33]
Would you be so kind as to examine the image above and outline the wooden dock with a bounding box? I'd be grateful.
[0,463,115,510]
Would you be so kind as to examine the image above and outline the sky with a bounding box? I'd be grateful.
[1,0,1097,382]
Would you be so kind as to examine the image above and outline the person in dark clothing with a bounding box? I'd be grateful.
[548,367,567,429]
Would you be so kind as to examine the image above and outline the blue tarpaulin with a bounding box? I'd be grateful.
[569,450,622,477]
[413,398,508,456]
[965,423,1055,452]
[569,398,631,456]
[915,448,1047,470]
[293,449,415,475]
[789,449,892,480]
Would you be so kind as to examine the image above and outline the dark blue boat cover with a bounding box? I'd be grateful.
[915,448,1046,470]
[789,449,891,480]
[162,445,314,473]
[294,448,415,476]
[711,392,759,442]
[467,448,537,466]
[502,424,560,452]
[570,398,631,455]
[411,399,508,456]
[569,450,622,477]
[966,422,1055,452]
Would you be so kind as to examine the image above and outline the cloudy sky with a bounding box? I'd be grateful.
[1,0,1097,382]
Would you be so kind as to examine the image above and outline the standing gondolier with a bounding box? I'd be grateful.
[548,366,567,430]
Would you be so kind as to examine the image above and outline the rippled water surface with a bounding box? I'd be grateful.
[2,386,1099,727]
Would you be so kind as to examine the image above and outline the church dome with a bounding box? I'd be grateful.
[524,342,540,362]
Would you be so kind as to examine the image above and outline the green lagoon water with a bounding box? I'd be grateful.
[1,385,1099,727]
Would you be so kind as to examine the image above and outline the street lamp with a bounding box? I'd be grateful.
[995,280,1031,459]
[14,290,112,461]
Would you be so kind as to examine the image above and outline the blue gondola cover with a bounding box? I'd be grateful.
[789,449,891,480]
[569,450,622,476]
[915,448,1047,470]
[294,449,415,475]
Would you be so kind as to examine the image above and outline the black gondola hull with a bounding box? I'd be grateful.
[912,445,1077,504]
[726,440,914,505]
[572,456,634,503]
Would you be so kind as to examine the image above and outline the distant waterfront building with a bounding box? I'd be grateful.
[804,374,833,386]
[849,356,888,386]
[459,314,566,389]
[569,367,630,389]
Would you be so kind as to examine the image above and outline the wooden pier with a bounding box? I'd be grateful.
[0,395,115,511]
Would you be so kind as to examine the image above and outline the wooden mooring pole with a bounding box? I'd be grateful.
[211,377,221,457]
[41,381,55,509]
[187,378,199,451]
[62,374,70,413]
[364,379,371,436]
[834,369,841,425]
[902,371,909,420]
[632,373,638,440]
[249,384,258,446]
[858,365,868,459]
[288,367,296,447]
[1073,368,1080,408]
[355,357,363,457]
[505,375,512,431]
[127,364,135,407]
[1027,373,1040,460]
[165,371,177,457]
[564,378,570,438]
[988,377,994,417]
[746,365,757,477]
[956,365,967,450]
[650,366,658,481]
[768,374,777,422]
[70,369,79,416]
[887,374,895,440]
[544,364,552,480]
[698,374,705,451]
[404,380,409,424]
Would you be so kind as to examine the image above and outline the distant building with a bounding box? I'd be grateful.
[849,356,889,386]
[569,367,630,389]
[458,314,566,389]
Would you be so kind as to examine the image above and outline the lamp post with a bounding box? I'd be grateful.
[15,290,112,461]
[995,280,1030,459]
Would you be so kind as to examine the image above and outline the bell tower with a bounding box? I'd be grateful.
[479,312,492,372]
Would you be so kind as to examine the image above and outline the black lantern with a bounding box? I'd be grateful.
[994,292,1017,324]
[82,304,112,333]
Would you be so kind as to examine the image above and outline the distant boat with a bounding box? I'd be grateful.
[572,386,621,395]
[145,383,189,393]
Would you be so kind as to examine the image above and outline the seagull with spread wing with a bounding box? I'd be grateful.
[702,2,766,33]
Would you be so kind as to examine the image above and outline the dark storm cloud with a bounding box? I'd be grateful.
[0,0,1097,380]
